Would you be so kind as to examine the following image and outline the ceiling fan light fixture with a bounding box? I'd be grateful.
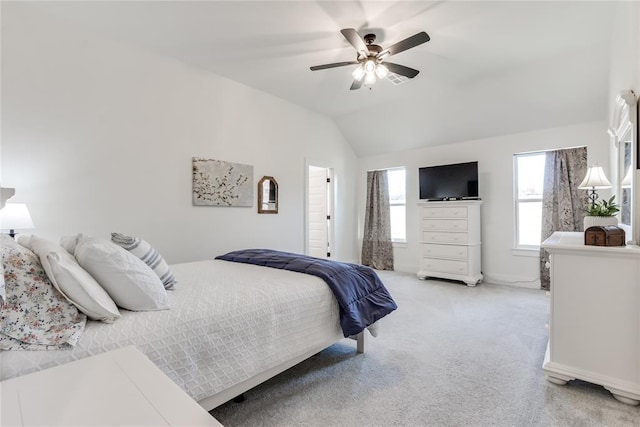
[352,66,365,81]
[364,72,376,85]
[364,60,376,74]
[310,28,430,90]
[375,63,389,79]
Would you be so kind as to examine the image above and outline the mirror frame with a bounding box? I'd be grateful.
[257,176,278,214]
[611,90,638,243]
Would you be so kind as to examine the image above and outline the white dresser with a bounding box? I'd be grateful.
[542,231,640,405]
[416,200,483,286]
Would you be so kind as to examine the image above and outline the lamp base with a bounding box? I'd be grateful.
[587,188,599,208]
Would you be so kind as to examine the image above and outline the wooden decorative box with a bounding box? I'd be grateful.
[584,225,625,247]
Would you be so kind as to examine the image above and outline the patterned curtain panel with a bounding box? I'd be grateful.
[540,147,588,290]
[361,170,394,270]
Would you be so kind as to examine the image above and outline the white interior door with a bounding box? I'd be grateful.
[307,165,332,258]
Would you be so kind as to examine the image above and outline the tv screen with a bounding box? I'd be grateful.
[419,161,479,200]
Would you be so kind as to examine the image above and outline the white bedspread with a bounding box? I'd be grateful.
[0,260,343,402]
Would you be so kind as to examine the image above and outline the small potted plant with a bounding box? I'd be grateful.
[583,195,620,229]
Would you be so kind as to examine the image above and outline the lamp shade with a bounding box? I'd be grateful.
[578,166,612,189]
[0,203,35,231]
[364,72,376,85]
[352,65,365,81]
[364,60,376,73]
[375,63,389,79]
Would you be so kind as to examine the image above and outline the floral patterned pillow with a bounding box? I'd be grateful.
[0,235,86,350]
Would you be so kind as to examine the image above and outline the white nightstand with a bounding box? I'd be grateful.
[1,346,223,426]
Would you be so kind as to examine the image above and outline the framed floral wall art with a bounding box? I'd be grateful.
[192,157,253,207]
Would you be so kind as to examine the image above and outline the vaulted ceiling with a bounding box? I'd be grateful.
[18,1,617,157]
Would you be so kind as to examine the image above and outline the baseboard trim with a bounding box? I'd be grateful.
[392,263,418,274]
[482,273,540,289]
[379,266,541,290]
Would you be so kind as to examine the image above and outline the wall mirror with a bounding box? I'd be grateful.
[258,176,278,214]
[611,90,637,243]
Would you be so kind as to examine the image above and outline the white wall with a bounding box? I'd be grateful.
[607,0,639,172]
[0,5,359,264]
[607,1,640,241]
[358,121,609,288]
[608,1,639,111]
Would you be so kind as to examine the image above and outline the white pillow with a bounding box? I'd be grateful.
[111,232,177,289]
[29,235,120,323]
[74,237,169,311]
[15,234,32,249]
[59,233,84,255]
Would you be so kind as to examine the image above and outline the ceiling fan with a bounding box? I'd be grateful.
[310,28,430,90]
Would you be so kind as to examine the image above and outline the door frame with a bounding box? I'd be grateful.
[304,158,336,257]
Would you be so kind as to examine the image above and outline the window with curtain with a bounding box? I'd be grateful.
[361,170,394,270]
[514,147,588,289]
[387,167,406,242]
[514,152,546,248]
[539,146,588,290]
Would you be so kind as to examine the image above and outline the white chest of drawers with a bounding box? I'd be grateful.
[541,232,640,405]
[416,200,483,286]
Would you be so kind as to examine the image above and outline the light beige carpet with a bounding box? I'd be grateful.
[210,271,639,426]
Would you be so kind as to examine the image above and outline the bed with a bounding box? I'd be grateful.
[0,238,396,411]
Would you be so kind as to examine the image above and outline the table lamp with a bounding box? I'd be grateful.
[578,165,612,208]
[0,203,35,238]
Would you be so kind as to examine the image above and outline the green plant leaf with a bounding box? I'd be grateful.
[586,195,620,216]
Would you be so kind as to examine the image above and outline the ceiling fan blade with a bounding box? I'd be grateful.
[350,79,365,90]
[340,28,370,58]
[379,31,430,59]
[310,61,359,71]
[384,62,420,79]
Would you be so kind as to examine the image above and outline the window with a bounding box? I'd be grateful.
[514,152,546,248]
[387,167,406,242]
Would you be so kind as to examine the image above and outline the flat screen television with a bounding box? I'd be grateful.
[419,161,479,201]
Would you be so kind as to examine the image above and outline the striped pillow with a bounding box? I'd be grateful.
[110,233,177,290]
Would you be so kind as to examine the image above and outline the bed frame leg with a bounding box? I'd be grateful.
[356,332,365,354]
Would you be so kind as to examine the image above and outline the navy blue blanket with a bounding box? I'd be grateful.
[215,249,397,337]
